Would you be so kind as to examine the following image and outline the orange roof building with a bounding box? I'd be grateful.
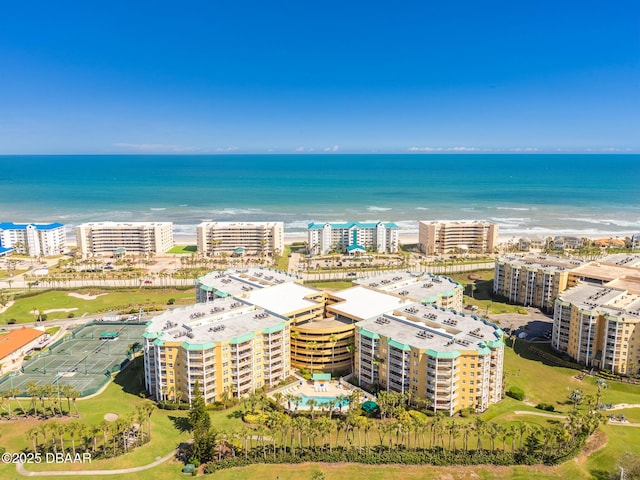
[0,327,45,361]
[594,238,626,247]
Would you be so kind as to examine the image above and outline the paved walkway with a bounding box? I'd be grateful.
[514,410,567,419]
[16,448,178,476]
[604,403,640,411]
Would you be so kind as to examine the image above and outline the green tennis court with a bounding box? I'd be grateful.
[0,321,146,397]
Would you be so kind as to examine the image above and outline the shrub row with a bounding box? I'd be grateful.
[536,403,555,412]
[202,445,583,474]
[506,386,524,401]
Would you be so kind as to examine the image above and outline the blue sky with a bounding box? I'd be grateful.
[0,1,638,154]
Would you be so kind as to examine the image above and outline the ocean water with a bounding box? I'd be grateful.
[0,154,638,240]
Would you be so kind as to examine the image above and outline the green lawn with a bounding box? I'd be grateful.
[0,358,190,479]
[276,245,291,272]
[2,288,195,324]
[166,245,198,254]
[305,280,354,290]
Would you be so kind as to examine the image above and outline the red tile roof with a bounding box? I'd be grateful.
[0,328,45,360]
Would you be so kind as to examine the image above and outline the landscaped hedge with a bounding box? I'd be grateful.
[202,445,583,474]
[506,386,525,401]
[535,403,555,412]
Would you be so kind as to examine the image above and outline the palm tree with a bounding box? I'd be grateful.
[568,389,584,410]
[307,398,318,420]
[517,421,531,451]
[474,417,486,451]
[308,341,318,373]
[49,421,65,453]
[328,333,338,374]
[26,427,39,453]
[595,378,608,407]
[345,342,357,374]
[68,421,82,456]
[291,331,300,368]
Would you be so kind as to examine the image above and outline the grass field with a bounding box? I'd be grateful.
[166,245,197,254]
[306,280,354,290]
[1,288,195,324]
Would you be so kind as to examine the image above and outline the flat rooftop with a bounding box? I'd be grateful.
[559,284,640,319]
[357,302,502,354]
[78,222,172,227]
[197,268,301,296]
[354,271,460,302]
[198,221,283,227]
[246,282,321,316]
[599,254,640,267]
[497,254,584,272]
[327,286,408,321]
[571,261,640,283]
[146,298,288,345]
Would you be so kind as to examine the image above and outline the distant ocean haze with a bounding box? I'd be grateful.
[0,154,638,240]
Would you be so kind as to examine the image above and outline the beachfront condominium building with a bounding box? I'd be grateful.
[307,221,399,255]
[143,298,291,404]
[0,222,66,256]
[419,221,498,255]
[196,222,284,257]
[493,255,585,311]
[552,254,640,375]
[355,303,504,414]
[195,268,357,373]
[75,222,174,257]
[194,268,464,377]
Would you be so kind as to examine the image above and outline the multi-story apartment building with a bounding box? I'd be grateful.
[195,268,352,372]
[493,255,584,310]
[75,222,174,257]
[0,222,66,256]
[196,222,284,257]
[194,268,463,376]
[143,298,291,404]
[355,303,504,414]
[552,254,640,375]
[307,221,399,255]
[354,271,463,311]
[419,221,498,255]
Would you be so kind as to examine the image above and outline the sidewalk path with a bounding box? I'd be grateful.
[16,448,178,476]
[514,410,567,419]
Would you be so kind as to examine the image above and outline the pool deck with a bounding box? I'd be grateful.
[271,379,375,411]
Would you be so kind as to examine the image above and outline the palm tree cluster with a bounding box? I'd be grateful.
[191,388,602,472]
[0,382,81,419]
[23,403,155,459]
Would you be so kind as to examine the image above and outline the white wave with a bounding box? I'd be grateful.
[367,206,392,212]
[179,204,188,207]
[495,207,532,211]
[559,217,640,228]
[498,226,639,239]
[207,208,270,216]
[150,208,166,211]
[173,224,197,235]
[285,220,315,230]
[415,207,429,210]
[488,217,530,225]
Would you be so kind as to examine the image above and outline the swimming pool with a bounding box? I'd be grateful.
[298,394,350,407]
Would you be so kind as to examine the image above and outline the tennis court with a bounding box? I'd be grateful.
[0,321,146,397]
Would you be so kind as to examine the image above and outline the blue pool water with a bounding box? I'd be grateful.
[298,394,350,407]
